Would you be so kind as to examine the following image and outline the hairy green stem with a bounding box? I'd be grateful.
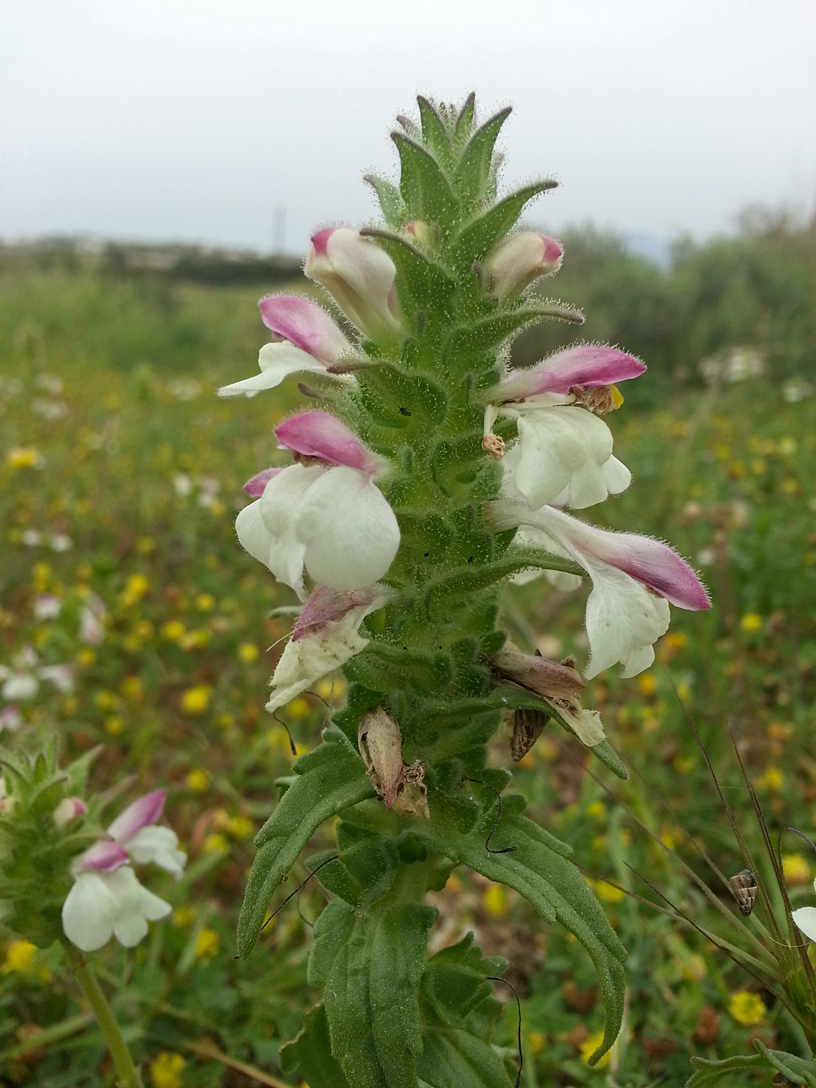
[63,942,144,1088]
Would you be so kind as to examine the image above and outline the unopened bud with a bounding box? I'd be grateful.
[53,797,88,830]
[305,228,404,344]
[403,220,433,248]
[482,231,563,301]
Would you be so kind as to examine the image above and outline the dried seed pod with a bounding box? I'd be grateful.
[729,869,757,916]
[510,708,550,762]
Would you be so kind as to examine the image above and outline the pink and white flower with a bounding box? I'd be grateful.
[482,231,563,301]
[485,499,710,678]
[236,413,399,599]
[266,584,388,714]
[485,345,646,511]
[218,295,354,398]
[61,790,186,952]
[305,228,404,344]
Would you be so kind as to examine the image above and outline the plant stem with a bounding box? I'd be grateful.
[62,942,145,1088]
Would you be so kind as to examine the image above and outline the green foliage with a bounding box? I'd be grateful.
[687,1040,816,1087]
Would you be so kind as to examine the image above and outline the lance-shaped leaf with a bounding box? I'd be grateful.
[453,180,558,268]
[454,106,512,207]
[425,806,627,1066]
[323,902,438,1088]
[237,725,374,957]
[443,305,584,372]
[753,1041,816,1087]
[392,132,460,228]
[685,1052,767,1087]
[417,96,453,168]
[364,173,406,229]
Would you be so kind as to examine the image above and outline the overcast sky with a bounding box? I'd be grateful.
[2,0,815,254]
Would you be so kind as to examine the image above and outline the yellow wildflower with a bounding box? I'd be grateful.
[286,697,311,720]
[755,767,783,792]
[180,628,210,650]
[94,691,118,710]
[203,832,229,853]
[2,939,37,975]
[579,1030,610,1068]
[149,1051,185,1088]
[194,928,220,961]
[782,854,810,887]
[728,991,766,1025]
[75,647,95,667]
[119,573,149,607]
[7,448,41,469]
[185,768,209,792]
[120,676,143,701]
[637,672,656,697]
[32,562,51,593]
[665,631,688,649]
[237,641,259,663]
[225,815,254,840]
[481,885,510,917]
[195,593,215,612]
[180,686,211,716]
[104,716,124,736]
[528,1031,546,1054]
[171,906,196,927]
[216,712,235,729]
[740,613,762,633]
[781,477,799,495]
[161,620,185,643]
[135,536,156,555]
[594,880,625,903]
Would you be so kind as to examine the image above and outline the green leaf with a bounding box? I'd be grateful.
[324,902,438,1088]
[280,1003,350,1088]
[425,809,627,1065]
[453,180,558,267]
[392,133,460,228]
[686,1053,765,1086]
[753,1040,816,1086]
[237,725,374,957]
[443,304,584,371]
[455,107,512,206]
[417,935,513,1088]
[361,227,455,312]
[308,899,357,987]
[454,93,476,141]
[364,173,405,229]
[417,96,452,167]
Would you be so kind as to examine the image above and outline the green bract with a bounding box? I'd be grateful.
[238,95,629,1084]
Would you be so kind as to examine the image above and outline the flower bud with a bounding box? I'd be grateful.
[53,796,87,830]
[403,220,433,248]
[305,228,404,344]
[358,708,404,809]
[482,231,563,301]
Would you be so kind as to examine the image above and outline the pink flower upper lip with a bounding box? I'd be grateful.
[258,295,351,365]
[274,412,386,476]
[107,789,167,843]
[495,345,646,404]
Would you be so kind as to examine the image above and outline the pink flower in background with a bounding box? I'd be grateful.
[218,296,354,398]
[61,790,186,952]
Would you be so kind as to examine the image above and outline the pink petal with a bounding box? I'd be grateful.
[79,841,130,873]
[546,507,710,611]
[275,412,382,475]
[244,467,283,497]
[310,228,333,256]
[501,346,646,401]
[292,584,378,642]
[107,789,167,843]
[258,295,350,364]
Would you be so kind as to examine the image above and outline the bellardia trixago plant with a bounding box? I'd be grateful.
[221,95,710,1087]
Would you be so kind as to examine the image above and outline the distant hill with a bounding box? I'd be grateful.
[0,237,303,286]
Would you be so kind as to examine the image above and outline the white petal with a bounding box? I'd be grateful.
[2,674,38,701]
[62,873,117,952]
[792,906,816,942]
[105,867,171,948]
[259,464,325,598]
[126,827,187,878]
[217,342,326,398]
[266,608,370,714]
[583,560,670,679]
[513,407,623,511]
[508,526,584,590]
[296,467,400,591]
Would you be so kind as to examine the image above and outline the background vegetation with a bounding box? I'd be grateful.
[1,211,815,1085]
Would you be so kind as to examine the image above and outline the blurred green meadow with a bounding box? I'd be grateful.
[1,216,816,1086]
